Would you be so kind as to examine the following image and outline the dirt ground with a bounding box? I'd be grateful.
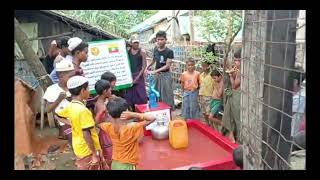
[36,126,77,170]
[32,122,77,170]
[22,107,183,170]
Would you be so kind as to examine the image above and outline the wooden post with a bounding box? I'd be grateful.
[47,111,55,128]
[241,10,266,170]
[189,10,195,43]
[171,10,176,43]
[14,18,53,91]
[40,92,45,130]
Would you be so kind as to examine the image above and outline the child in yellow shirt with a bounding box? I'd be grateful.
[56,76,108,170]
[99,97,155,170]
[198,61,215,126]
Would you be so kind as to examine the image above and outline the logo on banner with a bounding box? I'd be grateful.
[90,47,100,56]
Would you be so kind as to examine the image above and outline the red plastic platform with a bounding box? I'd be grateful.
[138,120,239,170]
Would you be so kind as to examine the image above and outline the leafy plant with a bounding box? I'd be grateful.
[188,45,220,72]
[55,10,158,38]
[196,10,242,69]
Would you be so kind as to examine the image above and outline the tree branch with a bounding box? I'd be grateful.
[231,10,242,18]
[223,16,242,71]
[229,23,242,46]
[175,10,180,17]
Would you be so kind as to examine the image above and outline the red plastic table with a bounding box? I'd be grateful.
[137,120,240,170]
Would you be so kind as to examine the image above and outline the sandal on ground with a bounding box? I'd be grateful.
[58,135,67,140]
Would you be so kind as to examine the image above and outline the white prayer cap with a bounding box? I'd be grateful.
[130,35,140,43]
[56,59,74,72]
[68,37,83,51]
[53,54,65,66]
[67,76,88,89]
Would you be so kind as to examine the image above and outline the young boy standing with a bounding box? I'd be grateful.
[99,97,156,170]
[223,50,241,143]
[180,58,200,119]
[94,79,113,166]
[208,70,224,132]
[56,76,108,170]
[198,61,215,126]
[146,31,175,110]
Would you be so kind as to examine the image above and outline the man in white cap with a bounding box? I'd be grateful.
[48,37,73,83]
[43,59,75,142]
[56,76,108,170]
[68,37,89,76]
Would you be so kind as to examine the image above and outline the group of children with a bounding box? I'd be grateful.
[42,33,243,169]
[49,68,156,170]
[43,38,157,170]
[43,36,89,143]
[180,52,241,143]
[180,58,224,132]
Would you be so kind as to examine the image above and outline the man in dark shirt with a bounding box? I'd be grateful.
[124,36,148,111]
[146,31,175,109]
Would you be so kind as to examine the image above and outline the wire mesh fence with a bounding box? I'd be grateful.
[140,42,241,103]
[240,10,305,170]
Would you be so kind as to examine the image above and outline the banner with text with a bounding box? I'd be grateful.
[80,39,133,93]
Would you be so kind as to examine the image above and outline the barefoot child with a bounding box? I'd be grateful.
[222,50,241,143]
[99,97,156,170]
[56,76,108,170]
[94,79,113,166]
[180,58,200,119]
[208,69,224,132]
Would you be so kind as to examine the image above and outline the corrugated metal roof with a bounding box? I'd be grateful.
[129,10,172,34]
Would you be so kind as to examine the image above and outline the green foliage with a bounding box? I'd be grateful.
[195,10,242,64]
[189,46,220,71]
[197,10,242,44]
[56,10,158,38]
